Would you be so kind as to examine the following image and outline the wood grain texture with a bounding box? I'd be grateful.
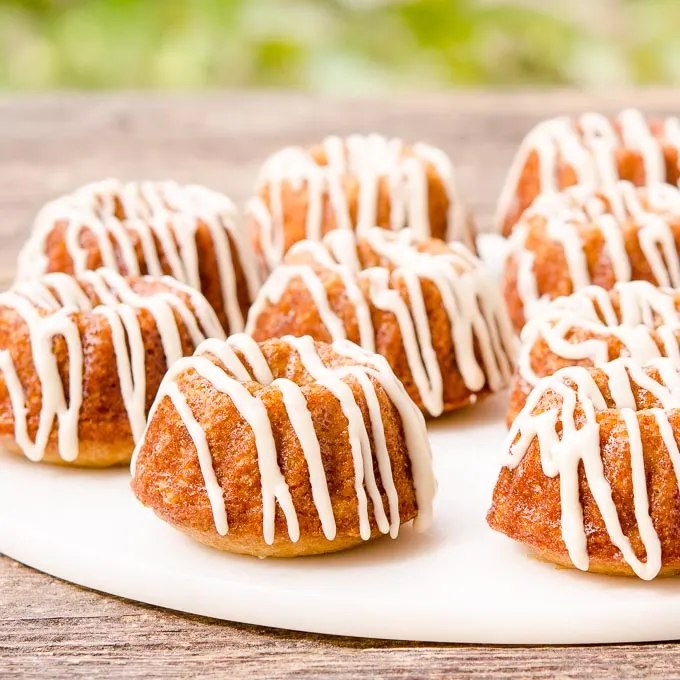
[1,90,680,679]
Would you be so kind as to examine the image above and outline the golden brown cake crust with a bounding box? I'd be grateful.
[131,337,430,558]
[488,362,680,577]
[529,547,680,578]
[173,523,390,558]
[0,437,133,468]
[0,272,221,467]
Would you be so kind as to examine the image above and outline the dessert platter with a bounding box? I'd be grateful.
[3,123,680,643]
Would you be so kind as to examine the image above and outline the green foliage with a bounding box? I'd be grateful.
[0,0,676,90]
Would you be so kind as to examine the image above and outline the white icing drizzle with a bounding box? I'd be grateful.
[331,338,436,531]
[0,269,224,462]
[247,134,473,270]
[17,179,260,332]
[503,357,680,580]
[524,180,680,226]
[282,335,387,540]
[132,333,436,545]
[246,228,516,417]
[274,377,336,540]
[495,109,680,232]
[506,181,680,320]
[518,281,680,387]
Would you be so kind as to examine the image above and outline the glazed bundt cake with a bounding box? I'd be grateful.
[488,357,680,579]
[17,179,261,333]
[0,268,224,466]
[131,334,436,557]
[503,180,680,330]
[246,133,475,272]
[508,281,680,425]
[245,228,516,418]
[496,109,680,236]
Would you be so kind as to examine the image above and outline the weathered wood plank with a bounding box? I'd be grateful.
[2,557,680,680]
[1,91,680,678]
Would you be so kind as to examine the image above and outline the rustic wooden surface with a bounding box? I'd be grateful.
[2,91,680,679]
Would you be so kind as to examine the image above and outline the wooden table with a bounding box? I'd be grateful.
[2,91,680,679]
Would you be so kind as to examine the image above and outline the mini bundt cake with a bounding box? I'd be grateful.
[503,180,680,330]
[131,333,436,558]
[245,228,516,418]
[17,179,261,333]
[246,133,475,272]
[0,268,224,466]
[508,281,680,425]
[488,357,680,579]
[496,109,680,236]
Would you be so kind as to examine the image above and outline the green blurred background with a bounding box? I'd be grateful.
[1,0,679,91]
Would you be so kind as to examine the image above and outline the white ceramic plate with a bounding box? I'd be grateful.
[2,389,680,644]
